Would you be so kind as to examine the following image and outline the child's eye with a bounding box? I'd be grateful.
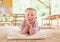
[27,14,29,16]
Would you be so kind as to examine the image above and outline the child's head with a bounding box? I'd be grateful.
[25,8,37,23]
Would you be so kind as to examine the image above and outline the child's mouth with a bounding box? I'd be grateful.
[28,19,34,24]
[28,19,33,21]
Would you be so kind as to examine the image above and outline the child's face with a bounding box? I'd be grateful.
[25,10,37,23]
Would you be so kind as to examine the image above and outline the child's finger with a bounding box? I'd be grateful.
[32,17,36,22]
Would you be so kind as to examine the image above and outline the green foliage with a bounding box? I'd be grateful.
[41,13,46,16]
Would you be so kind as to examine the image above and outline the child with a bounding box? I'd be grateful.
[20,8,39,35]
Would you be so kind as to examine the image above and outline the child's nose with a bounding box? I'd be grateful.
[29,15,32,18]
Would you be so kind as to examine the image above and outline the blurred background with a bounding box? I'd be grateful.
[0,0,60,28]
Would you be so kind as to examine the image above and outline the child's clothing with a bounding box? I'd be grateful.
[20,20,40,31]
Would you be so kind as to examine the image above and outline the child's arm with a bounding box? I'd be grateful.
[29,24,36,35]
[20,21,29,34]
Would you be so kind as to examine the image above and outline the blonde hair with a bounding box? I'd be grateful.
[25,8,37,12]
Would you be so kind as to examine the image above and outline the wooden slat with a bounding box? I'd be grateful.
[38,0,49,8]
[17,40,26,42]
[35,38,51,42]
[0,36,8,42]
[0,28,60,42]
[7,40,16,42]
[36,40,46,42]
[26,40,37,42]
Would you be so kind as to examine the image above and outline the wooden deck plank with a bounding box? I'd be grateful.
[7,40,16,42]
[26,40,37,42]
[0,36,8,42]
[0,29,60,42]
[36,39,47,42]
[17,40,26,42]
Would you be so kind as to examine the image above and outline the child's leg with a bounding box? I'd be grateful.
[29,28,36,35]
[20,27,29,34]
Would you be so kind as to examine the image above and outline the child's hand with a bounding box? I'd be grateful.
[25,20,32,28]
[25,20,32,27]
[26,21,32,27]
[25,20,31,26]
[25,21,29,28]
[31,17,36,23]
[25,17,36,27]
